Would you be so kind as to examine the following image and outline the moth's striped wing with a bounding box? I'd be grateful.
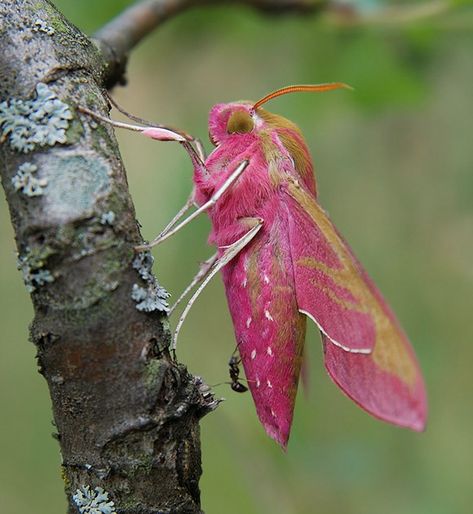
[283,180,427,430]
[220,204,306,448]
[323,332,426,430]
[283,180,376,353]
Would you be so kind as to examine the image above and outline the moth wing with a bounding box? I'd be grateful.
[220,207,306,448]
[283,180,427,430]
[283,180,376,353]
[322,332,427,430]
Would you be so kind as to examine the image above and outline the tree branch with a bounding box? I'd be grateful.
[0,1,217,513]
[94,0,328,88]
[94,0,453,88]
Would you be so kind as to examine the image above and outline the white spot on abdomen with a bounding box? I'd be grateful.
[256,378,261,388]
[251,349,256,360]
[242,277,247,287]
[267,380,273,388]
[246,317,252,328]
[264,310,274,321]
[263,274,270,284]
[267,346,273,356]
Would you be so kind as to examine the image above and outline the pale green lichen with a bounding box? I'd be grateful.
[131,251,170,312]
[17,253,54,293]
[132,251,154,282]
[24,244,56,270]
[33,18,55,35]
[131,283,170,313]
[11,162,47,196]
[72,485,116,514]
[75,230,96,258]
[100,211,115,226]
[43,153,111,223]
[0,83,72,153]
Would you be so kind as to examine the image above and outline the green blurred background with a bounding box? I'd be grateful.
[1,1,473,513]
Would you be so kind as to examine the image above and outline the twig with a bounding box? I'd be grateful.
[327,0,451,27]
[94,0,456,88]
[93,0,328,87]
[0,2,218,512]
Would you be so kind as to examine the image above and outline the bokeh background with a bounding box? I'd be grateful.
[1,1,472,513]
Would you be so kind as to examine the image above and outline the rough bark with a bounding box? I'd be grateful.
[0,2,217,513]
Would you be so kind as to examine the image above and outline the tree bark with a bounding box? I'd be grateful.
[0,1,217,513]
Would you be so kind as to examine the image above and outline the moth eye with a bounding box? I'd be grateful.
[226,110,254,134]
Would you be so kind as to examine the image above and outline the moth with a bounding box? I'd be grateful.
[80,84,427,448]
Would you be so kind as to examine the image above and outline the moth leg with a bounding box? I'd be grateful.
[105,91,164,128]
[172,218,263,353]
[79,106,204,164]
[157,191,196,241]
[77,105,190,142]
[136,159,250,251]
[78,107,151,134]
[78,108,210,247]
[193,138,207,162]
[105,92,207,161]
[169,252,218,315]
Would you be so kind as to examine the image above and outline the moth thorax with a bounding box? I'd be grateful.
[226,110,254,134]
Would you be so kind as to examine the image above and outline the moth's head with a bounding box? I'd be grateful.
[208,102,255,146]
[207,83,352,147]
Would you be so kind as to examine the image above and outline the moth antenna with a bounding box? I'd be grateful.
[252,83,353,111]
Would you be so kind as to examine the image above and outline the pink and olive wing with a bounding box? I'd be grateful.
[323,333,426,430]
[283,180,427,429]
[283,180,376,353]
[322,261,426,430]
[220,206,306,448]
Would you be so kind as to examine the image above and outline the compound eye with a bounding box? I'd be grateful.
[226,110,254,134]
